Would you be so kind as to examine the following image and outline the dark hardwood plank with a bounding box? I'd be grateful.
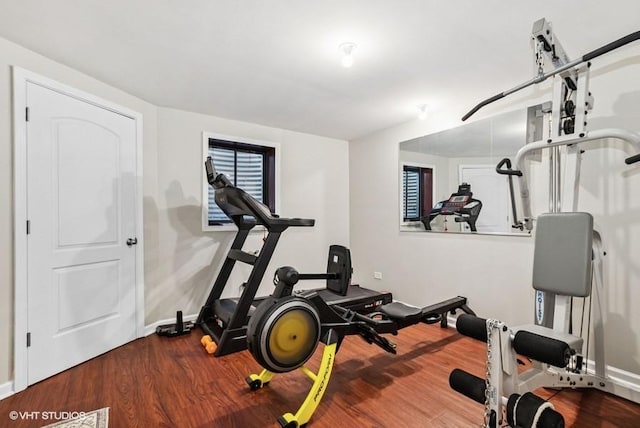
[1,324,639,427]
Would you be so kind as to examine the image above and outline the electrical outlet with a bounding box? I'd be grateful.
[373,271,383,280]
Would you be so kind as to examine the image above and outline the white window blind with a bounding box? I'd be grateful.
[403,169,419,220]
[208,146,265,224]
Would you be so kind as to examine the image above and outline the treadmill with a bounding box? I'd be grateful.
[197,156,392,357]
[422,183,482,232]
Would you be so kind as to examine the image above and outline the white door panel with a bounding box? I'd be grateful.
[27,82,137,384]
[460,165,511,233]
[56,119,121,247]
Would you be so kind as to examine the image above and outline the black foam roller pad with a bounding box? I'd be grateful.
[506,392,564,428]
[538,408,565,428]
[456,314,488,342]
[510,393,542,427]
[449,369,486,404]
[513,331,571,368]
[506,394,520,427]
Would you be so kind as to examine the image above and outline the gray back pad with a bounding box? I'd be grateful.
[533,212,593,297]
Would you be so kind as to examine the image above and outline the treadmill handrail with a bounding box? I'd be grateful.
[206,157,315,229]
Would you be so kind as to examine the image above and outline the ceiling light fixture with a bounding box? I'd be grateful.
[417,104,428,120]
[340,42,356,68]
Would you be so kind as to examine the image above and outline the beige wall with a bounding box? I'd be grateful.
[147,107,350,323]
[350,45,640,374]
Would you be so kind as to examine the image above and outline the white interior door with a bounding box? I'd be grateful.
[459,165,511,233]
[26,82,138,384]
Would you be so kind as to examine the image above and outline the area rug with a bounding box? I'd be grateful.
[41,407,109,428]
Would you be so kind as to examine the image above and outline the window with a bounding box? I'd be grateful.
[402,165,433,221]
[203,134,277,228]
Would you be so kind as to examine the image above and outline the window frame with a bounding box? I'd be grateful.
[399,161,436,226]
[202,132,280,232]
[402,165,422,221]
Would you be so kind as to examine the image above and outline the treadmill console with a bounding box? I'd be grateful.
[421,183,482,232]
[440,195,471,214]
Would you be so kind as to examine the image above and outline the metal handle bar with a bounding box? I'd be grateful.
[514,129,640,231]
[462,30,640,121]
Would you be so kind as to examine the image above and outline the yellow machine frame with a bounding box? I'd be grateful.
[245,335,338,428]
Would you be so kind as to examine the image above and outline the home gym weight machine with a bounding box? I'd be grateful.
[197,156,475,427]
[450,18,640,427]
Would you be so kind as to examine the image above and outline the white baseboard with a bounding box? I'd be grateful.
[585,359,640,391]
[0,381,14,400]
[144,313,198,336]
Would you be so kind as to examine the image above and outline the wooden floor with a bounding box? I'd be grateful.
[2,324,640,427]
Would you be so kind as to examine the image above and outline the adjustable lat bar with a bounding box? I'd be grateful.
[462,29,640,121]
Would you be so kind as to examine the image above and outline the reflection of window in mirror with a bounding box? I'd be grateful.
[399,107,532,235]
[402,164,433,222]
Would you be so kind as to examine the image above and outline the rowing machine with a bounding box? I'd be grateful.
[197,156,475,427]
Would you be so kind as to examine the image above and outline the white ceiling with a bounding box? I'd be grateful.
[1,1,639,140]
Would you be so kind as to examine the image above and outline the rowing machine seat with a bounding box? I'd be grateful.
[380,302,423,328]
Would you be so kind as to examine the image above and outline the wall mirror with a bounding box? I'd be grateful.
[399,108,535,235]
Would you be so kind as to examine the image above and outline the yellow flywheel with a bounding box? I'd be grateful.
[247,296,321,373]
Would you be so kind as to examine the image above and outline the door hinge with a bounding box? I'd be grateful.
[26,220,30,235]
[25,107,29,122]
[26,332,31,347]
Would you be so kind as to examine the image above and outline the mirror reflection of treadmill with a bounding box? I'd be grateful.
[421,183,483,232]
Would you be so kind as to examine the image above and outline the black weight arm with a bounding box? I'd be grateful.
[625,153,640,165]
